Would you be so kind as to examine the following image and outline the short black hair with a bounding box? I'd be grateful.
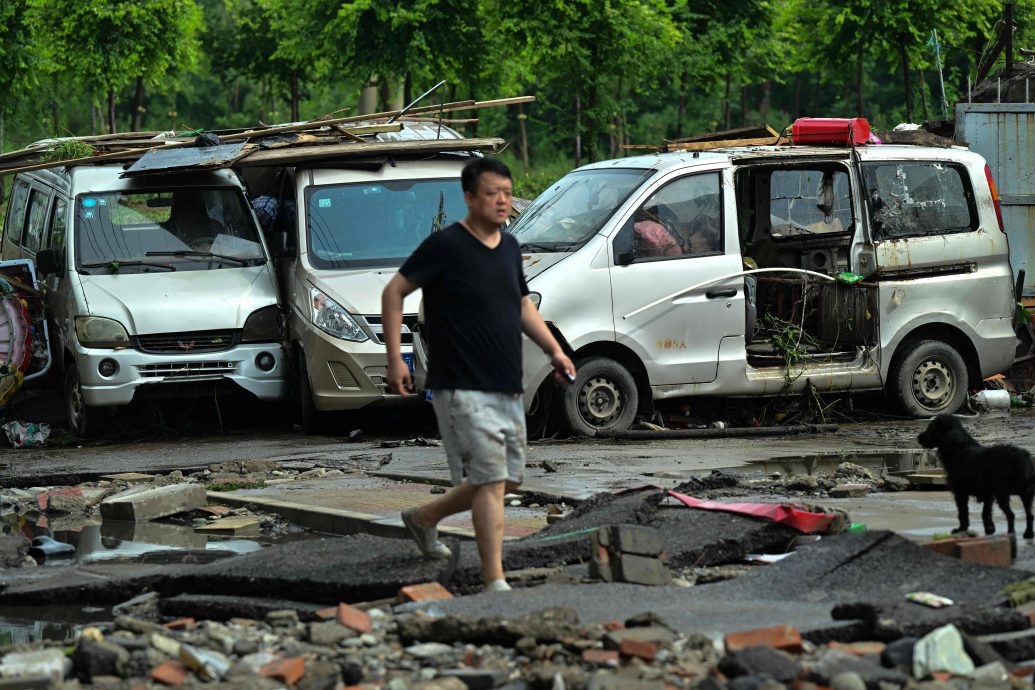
[461,157,512,194]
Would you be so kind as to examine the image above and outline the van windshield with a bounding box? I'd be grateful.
[509,168,654,251]
[75,188,266,274]
[306,179,467,269]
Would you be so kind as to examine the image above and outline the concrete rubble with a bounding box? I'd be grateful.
[3,457,1035,687]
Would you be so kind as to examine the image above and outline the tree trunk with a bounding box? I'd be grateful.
[50,76,60,136]
[379,78,391,113]
[468,86,477,137]
[574,92,582,168]
[132,76,144,132]
[920,70,930,120]
[517,102,529,175]
[813,70,821,114]
[359,79,377,115]
[91,100,98,134]
[739,83,747,127]
[856,44,864,116]
[723,72,732,129]
[793,73,801,118]
[107,89,116,134]
[759,80,771,124]
[676,68,688,136]
[260,77,268,123]
[899,31,914,121]
[290,71,300,121]
[404,73,412,105]
[1,111,4,153]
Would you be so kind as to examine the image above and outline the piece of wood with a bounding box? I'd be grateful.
[669,124,781,144]
[664,136,789,151]
[195,514,261,535]
[0,148,151,177]
[398,117,479,125]
[333,125,366,143]
[235,137,506,166]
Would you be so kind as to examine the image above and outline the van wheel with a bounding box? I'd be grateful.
[561,357,639,437]
[890,339,968,417]
[295,351,327,435]
[64,363,106,438]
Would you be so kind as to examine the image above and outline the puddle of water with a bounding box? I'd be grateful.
[0,606,110,646]
[750,450,940,477]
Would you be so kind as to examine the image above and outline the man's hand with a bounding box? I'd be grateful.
[387,355,413,396]
[550,350,576,386]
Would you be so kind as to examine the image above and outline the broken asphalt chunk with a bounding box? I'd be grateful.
[100,482,206,521]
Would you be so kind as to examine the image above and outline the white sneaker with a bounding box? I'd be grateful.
[401,508,452,559]
[485,579,511,593]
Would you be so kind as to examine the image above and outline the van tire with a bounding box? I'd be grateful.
[561,356,639,437]
[295,351,328,435]
[890,339,968,417]
[64,363,106,438]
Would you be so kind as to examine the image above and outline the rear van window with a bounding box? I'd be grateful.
[862,162,977,239]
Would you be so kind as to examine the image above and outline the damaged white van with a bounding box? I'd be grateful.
[1,164,287,436]
[500,133,1017,435]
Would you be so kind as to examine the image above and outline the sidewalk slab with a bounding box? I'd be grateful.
[210,475,548,540]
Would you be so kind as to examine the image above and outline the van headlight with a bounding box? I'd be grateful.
[75,316,130,349]
[309,288,368,342]
[242,305,284,343]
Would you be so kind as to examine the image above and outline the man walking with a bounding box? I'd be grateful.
[381,158,575,592]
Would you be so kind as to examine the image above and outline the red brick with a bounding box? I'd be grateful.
[958,539,1012,567]
[315,606,337,620]
[164,617,195,630]
[152,660,189,685]
[337,603,372,633]
[725,625,803,653]
[827,641,886,656]
[602,620,625,632]
[582,649,620,665]
[619,638,657,661]
[932,672,952,682]
[36,487,83,511]
[399,582,453,602]
[924,535,1012,567]
[261,656,305,685]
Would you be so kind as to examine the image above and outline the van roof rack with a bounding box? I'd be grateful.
[0,95,533,177]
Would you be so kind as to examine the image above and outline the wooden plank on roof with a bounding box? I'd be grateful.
[121,142,251,176]
[235,137,506,166]
[664,136,789,151]
[0,148,150,177]
[668,124,781,144]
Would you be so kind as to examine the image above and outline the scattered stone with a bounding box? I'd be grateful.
[719,646,801,683]
[541,461,559,473]
[348,429,365,442]
[112,592,160,621]
[100,482,206,521]
[835,462,875,481]
[829,484,870,499]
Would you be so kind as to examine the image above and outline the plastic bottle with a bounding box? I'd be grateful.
[847,522,867,533]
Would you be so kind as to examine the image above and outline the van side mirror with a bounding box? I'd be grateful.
[35,248,63,277]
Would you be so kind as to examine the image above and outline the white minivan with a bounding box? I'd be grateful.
[422,139,1018,435]
[2,163,288,436]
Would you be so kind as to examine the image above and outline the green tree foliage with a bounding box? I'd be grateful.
[27,0,203,133]
[4,0,1035,175]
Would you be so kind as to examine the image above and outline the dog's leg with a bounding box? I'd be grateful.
[1023,489,1035,539]
[953,492,971,534]
[996,494,1016,534]
[982,496,996,535]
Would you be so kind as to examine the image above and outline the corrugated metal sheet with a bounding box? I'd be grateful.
[957,103,1035,295]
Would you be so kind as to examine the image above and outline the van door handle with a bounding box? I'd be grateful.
[706,288,737,299]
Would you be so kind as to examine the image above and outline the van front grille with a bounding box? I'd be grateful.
[363,315,417,345]
[135,331,239,354]
[138,362,236,379]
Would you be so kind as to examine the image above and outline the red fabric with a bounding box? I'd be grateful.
[666,490,836,533]
[634,220,682,257]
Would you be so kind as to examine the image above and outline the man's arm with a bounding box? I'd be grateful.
[520,296,576,385]
[382,272,420,395]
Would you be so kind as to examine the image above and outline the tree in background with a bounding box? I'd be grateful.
[27,0,203,133]
[0,0,37,150]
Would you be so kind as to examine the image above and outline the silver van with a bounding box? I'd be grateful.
[246,123,476,432]
[421,142,1017,435]
[1,164,287,436]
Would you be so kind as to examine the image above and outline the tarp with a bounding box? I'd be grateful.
[667,490,838,533]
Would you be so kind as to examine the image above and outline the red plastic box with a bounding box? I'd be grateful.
[791,117,871,145]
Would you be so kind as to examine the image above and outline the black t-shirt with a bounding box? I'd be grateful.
[400,222,529,393]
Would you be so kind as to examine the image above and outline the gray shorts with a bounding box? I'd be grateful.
[431,389,527,486]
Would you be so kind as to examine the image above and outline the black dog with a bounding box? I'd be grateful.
[918,414,1035,539]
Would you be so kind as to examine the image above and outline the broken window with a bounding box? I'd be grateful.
[769,169,852,236]
[4,181,29,247]
[862,162,976,240]
[24,188,50,253]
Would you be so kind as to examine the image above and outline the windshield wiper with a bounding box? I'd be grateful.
[81,260,176,272]
[518,242,559,253]
[145,250,253,265]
